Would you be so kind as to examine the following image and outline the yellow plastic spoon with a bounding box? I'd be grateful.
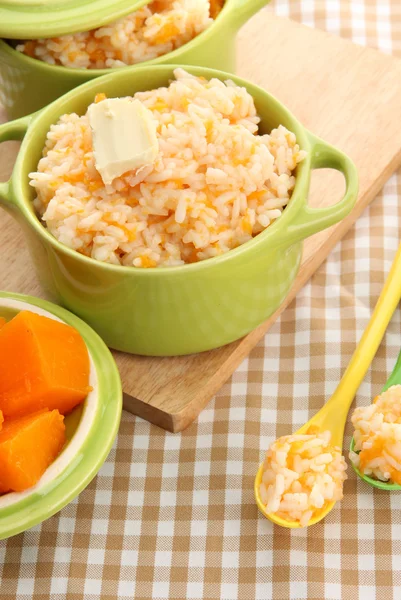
[255,242,401,528]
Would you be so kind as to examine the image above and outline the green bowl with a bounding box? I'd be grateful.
[0,65,359,356]
[0,0,270,119]
[0,291,122,540]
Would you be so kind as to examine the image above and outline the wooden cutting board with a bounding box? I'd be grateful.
[2,10,401,432]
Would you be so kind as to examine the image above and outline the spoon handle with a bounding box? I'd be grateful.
[326,242,401,415]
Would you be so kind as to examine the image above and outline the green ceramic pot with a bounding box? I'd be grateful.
[0,291,122,540]
[0,65,359,356]
[0,0,269,119]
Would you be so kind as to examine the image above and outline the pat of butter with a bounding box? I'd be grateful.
[88,97,159,185]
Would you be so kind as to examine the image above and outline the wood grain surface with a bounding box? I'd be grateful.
[2,12,401,432]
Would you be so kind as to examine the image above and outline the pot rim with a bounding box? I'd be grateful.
[0,0,267,77]
[8,64,313,277]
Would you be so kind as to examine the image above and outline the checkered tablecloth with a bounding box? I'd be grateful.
[2,2,401,599]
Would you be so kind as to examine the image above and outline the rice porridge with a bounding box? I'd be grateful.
[259,429,347,527]
[29,68,306,268]
[350,385,401,484]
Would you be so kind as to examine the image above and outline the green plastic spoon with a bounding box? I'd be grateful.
[350,348,401,490]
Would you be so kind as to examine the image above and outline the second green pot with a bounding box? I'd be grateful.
[0,0,269,119]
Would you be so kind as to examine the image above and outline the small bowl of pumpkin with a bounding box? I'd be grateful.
[0,291,122,540]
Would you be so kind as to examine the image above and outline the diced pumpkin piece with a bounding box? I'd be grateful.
[0,411,3,431]
[0,409,65,494]
[210,0,224,18]
[0,317,6,329]
[0,311,90,418]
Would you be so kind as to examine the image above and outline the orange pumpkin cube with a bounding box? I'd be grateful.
[0,409,66,494]
[0,311,90,418]
[0,317,6,329]
[0,411,3,430]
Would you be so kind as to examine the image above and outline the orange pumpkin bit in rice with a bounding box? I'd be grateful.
[94,93,107,104]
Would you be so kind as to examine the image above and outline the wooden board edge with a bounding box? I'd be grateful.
[123,392,175,432]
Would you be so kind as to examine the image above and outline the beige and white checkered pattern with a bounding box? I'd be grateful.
[2,2,401,599]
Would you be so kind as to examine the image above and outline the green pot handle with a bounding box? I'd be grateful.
[0,114,34,209]
[285,133,359,246]
[228,0,271,27]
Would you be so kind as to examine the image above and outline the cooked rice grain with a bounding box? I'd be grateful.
[17,0,220,69]
[260,429,347,527]
[29,68,306,268]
